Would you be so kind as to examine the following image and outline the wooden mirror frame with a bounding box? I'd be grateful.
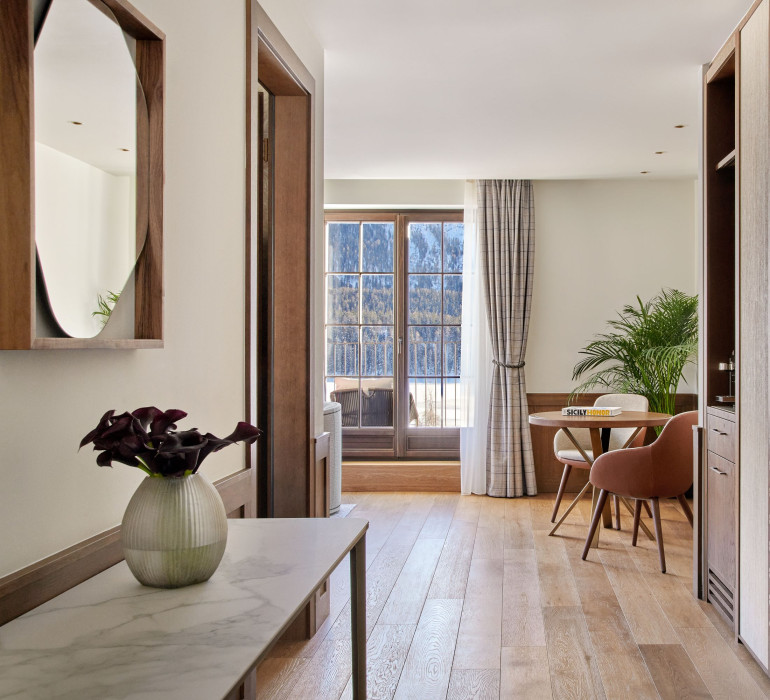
[0,0,164,349]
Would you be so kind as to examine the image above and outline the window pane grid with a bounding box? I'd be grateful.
[407,221,463,428]
[325,221,395,428]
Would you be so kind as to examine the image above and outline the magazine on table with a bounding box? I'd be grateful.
[561,407,622,417]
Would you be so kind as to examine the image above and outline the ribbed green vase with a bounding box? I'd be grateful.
[121,474,227,588]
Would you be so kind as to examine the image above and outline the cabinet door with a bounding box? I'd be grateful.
[739,0,770,664]
[707,451,735,593]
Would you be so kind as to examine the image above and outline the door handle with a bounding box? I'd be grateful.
[398,337,403,355]
[709,465,728,476]
[710,428,727,436]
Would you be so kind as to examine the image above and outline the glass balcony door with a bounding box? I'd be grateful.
[324,212,463,459]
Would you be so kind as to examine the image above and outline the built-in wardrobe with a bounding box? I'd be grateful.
[701,0,770,671]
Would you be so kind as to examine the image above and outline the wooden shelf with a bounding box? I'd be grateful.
[31,338,163,350]
[716,149,736,170]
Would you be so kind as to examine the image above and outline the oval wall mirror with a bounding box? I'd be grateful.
[34,0,149,338]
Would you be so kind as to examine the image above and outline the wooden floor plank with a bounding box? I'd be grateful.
[446,669,500,700]
[262,493,770,700]
[564,534,660,698]
[530,495,562,531]
[326,541,413,641]
[255,657,308,700]
[285,639,352,700]
[427,519,476,600]
[543,605,607,699]
[504,495,535,550]
[452,494,483,523]
[697,600,770,696]
[598,546,679,645]
[338,624,415,700]
[640,567,712,630]
[639,644,712,700]
[502,549,545,647]
[533,532,581,607]
[453,557,504,669]
[676,626,768,700]
[500,646,553,699]
[329,494,439,639]
[580,596,659,698]
[393,598,463,700]
[472,495,506,559]
[419,493,460,540]
[378,538,444,624]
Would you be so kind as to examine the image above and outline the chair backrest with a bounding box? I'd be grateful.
[649,410,698,496]
[595,393,649,450]
[589,410,698,499]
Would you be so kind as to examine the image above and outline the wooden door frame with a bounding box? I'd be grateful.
[247,2,315,517]
[247,2,327,637]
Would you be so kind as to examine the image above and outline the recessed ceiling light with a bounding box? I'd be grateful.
[640,171,650,174]
[69,120,83,125]
[674,124,686,129]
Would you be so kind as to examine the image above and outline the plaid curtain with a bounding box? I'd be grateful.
[478,180,536,497]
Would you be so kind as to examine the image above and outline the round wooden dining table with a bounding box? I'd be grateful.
[528,410,671,547]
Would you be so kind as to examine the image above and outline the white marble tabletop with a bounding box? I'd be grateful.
[0,518,368,700]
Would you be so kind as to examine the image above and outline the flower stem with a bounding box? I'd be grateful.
[135,457,154,477]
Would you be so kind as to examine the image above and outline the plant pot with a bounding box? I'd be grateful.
[121,473,227,588]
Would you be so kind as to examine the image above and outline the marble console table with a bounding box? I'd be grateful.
[0,518,368,699]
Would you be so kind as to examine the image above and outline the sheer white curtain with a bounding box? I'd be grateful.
[459,180,492,494]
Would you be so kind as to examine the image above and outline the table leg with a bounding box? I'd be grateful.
[350,534,366,699]
[588,429,612,544]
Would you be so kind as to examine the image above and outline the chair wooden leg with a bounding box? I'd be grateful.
[582,489,609,561]
[650,497,666,573]
[631,499,643,546]
[677,494,694,527]
[613,495,621,530]
[551,465,572,523]
[643,501,652,518]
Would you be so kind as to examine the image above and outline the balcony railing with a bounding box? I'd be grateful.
[326,338,462,427]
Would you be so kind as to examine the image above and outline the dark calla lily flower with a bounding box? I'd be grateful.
[80,407,262,478]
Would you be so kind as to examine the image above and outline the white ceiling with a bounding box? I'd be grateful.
[296,0,751,179]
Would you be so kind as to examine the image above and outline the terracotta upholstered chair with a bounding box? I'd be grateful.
[581,410,697,573]
[551,393,649,525]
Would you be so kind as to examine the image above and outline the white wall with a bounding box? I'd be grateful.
[0,0,324,579]
[324,177,698,393]
[529,179,697,391]
[326,179,464,209]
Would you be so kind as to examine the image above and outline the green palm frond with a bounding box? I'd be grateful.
[569,288,698,429]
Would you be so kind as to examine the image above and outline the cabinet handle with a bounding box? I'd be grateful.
[709,465,728,476]
[710,428,727,436]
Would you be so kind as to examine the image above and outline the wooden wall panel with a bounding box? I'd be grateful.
[738,0,769,666]
[342,461,460,492]
[340,393,697,494]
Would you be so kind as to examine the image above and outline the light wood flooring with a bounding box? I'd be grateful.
[256,493,770,699]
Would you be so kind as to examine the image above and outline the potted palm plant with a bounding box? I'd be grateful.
[570,288,698,426]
